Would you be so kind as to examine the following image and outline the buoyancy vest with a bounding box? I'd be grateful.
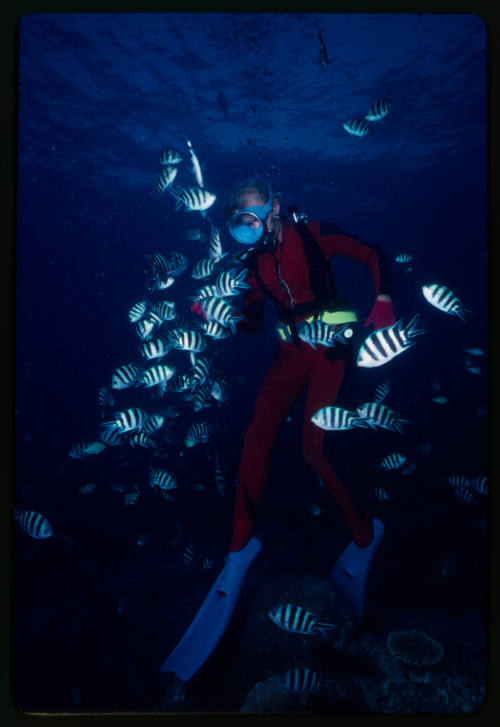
[244,218,352,347]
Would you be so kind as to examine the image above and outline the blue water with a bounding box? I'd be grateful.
[15,13,487,713]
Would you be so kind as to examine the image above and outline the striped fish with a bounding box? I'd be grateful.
[111,363,142,390]
[128,300,147,323]
[152,166,178,196]
[191,284,219,302]
[447,474,471,489]
[422,284,471,323]
[202,320,232,339]
[168,374,193,393]
[357,314,426,368]
[192,258,218,280]
[14,508,53,539]
[394,253,413,265]
[280,668,322,693]
[140,337,172,361]
[151,301,176,321]
[99,425,126,447]
[170,186,216,214]
[139,364,176,391]
[168,329,206,353]
[184,227,206,241]
[210,380,228,403]
[356,401,411,434]
[129,431,158,449]
[149,467,178,490]
[375,452,406,471]
[365,93,392,121]
[142,414,165,434]
[159,148,182,165]
[215,268,250,297]
[136,317,158,341]
[146,252,185,280]
[102,408,148,435]
[182,542,196,568]
[202,557,214,570]
[471,476,487,495]
[186,139,204,188]
[373,380,390,403]
[167,251,189,276]
[268,604,336,638]
[452,487,476,504]
[199,296,244,329]
[215,449,225,496]
[149,275,175,292]
[297,321,352,349]
[68,441,106,459]
[191,382,213,412]
[280,668,338,693]
[374,487,390,501]
[311,406,369,431]
[208,224,225,262]
[343,119,373,137]
[189,355,211,386]
[184,421,214,448]
[98,386,115,413]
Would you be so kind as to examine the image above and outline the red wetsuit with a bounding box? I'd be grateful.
[229,219,393,552]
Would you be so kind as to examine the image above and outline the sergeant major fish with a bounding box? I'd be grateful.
[151,166,178,196]
[169,186,216,216]
[357,314,426,368]
[365,92,392,121]
[128,300,147,323]
[268,603,336,638]
[208,224,226,262]
[184,421,216,448]
[199,296,244,331]
[202,321,232,339]
[373,380,390,403]
[159,147,182,165]
[186,139,204,188]
[356,401,411,434]
[311,406,369,431]
[14,508,53,539]
[111,363,142,390]
[280,667,339,693]
[215,268,250,297]
[317,28,329,72]
[343,119,373,137]
[149,468,177,491]
[375,452,406,471]
[421,284,471,323]
[297,321,352,349]
[102,408,148,435]
[192,258,219,280]
[68,441,107,459]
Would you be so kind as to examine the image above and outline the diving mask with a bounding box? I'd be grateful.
[229,199,273,245]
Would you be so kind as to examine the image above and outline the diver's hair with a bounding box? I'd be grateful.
[224,177,273,224]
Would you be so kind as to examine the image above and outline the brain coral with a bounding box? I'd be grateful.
[387,630,444,667]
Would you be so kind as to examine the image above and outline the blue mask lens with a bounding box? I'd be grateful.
[228,195,273,245]
[229,221,264,245]
[229,208,269,245]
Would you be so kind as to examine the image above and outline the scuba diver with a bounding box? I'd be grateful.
[161,177,395,681]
